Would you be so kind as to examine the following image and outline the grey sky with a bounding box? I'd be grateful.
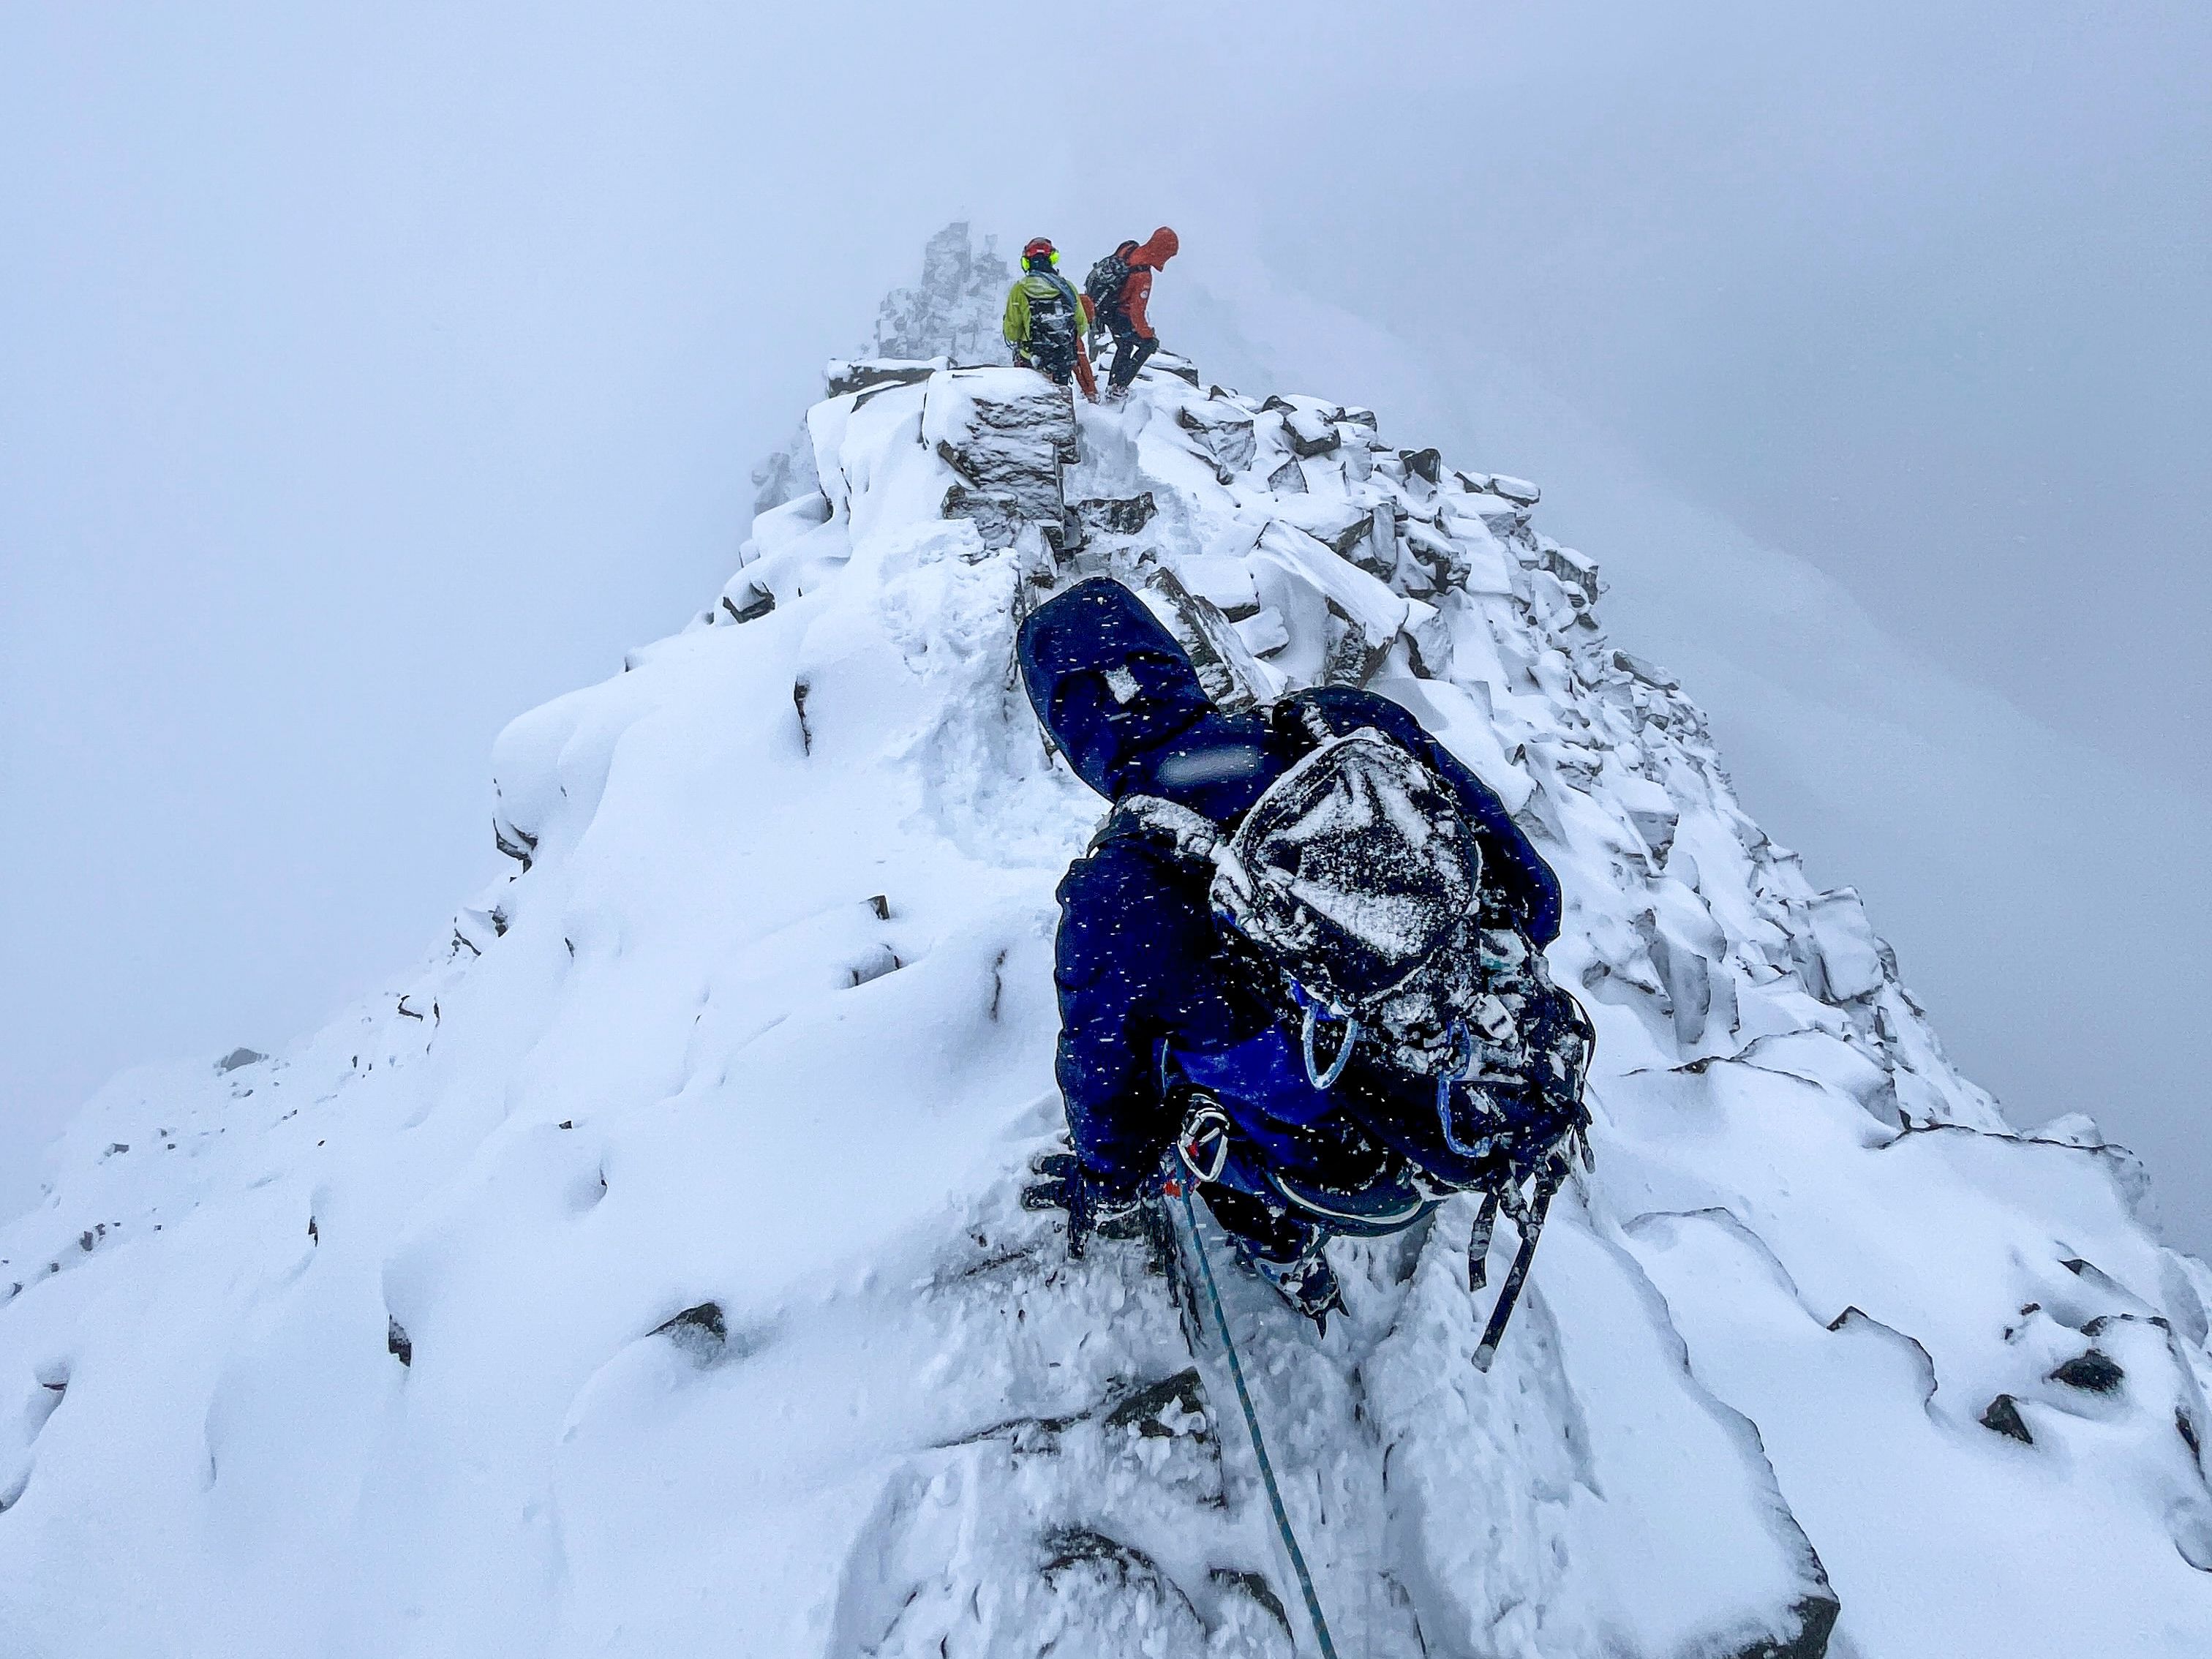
[4,4,2205,1241]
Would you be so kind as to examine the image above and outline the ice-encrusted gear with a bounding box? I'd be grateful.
[1208,726,1484,1020]
[1246,1242,1346,1335]
[1175,1093,1232,1184]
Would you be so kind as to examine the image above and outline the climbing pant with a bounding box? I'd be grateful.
[1108,329,1159,391]
[1200,1181,1323,1268]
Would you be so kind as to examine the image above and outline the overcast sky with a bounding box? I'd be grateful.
[4,3,2205,1241]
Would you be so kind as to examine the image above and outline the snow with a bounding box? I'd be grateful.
[4,329,2209,1657]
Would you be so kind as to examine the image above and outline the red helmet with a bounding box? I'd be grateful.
[1022,236,1059,268]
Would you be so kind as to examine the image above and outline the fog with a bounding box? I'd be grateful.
[4,4,2205,1242]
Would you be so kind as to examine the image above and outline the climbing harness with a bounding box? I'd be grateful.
[1174,1181,1341,1659]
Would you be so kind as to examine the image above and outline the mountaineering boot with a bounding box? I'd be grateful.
[1249,1246,1346,1335]
[1023,1148,1146,1256]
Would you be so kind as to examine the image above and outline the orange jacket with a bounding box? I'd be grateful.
[1117,227,1179,339]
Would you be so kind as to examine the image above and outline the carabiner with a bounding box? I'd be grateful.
[1437,1021,1489,1156]
[1300,999,1359,1090]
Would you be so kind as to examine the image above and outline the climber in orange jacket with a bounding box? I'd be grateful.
[1083,227,1179,401]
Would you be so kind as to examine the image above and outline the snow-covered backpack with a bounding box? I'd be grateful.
[1111,701,1591,1166]
[1026,279,1082,356]
[1112,700,1591,1364]
[1109,699,1591,1365]
[1084,244,1136,327]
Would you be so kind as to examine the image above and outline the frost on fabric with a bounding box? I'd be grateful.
[1221,734,1475,995]
[3,276,2209,1659]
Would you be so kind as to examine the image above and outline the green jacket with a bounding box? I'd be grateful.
[1004,271,1089,346]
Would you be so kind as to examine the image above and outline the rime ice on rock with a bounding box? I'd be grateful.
[868,220,1011,366]
[5,271,2212,1659]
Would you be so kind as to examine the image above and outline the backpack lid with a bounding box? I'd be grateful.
[1208,728,1481,1011]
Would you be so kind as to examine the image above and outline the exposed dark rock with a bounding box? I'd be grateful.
[1347,505,1400,579]
[1284,407,1341,459]
[1266,457,1307,493]
[936,379,1075,535]
[492,817,537,871]
[1144,567,1261,713]
[216,1047,267,1075]
[1073,493,1157,536]
[1208,1567,1292,1639]
[1400,447,1442,484]
[1041,1527,1177,1598]
[387,1317,413,1367]
[941,483,1022,549]
[654,1301,728,1363]
[1306,507,1377,558]
[825,358,936,398]
[1612,650,1679,691]
[2085,1312,2170,1338]
[1175,406,1257,475]
[1319,603,1391,688]
[1981,1393,2034,1444]
[721,583,775,624]
[1104,1368,1210,1440]
[2050,1350,2126,1393]
[1728,1592,1842,1659]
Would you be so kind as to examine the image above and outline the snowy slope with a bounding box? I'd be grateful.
[5,332,2211,1658]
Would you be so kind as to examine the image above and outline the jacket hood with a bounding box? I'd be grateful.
[1133,227,1178,268]
[1017,578,1274,817]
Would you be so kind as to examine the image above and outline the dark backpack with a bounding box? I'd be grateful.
[1026,277,1081,355]
[1111,698,1592,1366]
[1112,700,1585,1094]
[1084,244,1137,326]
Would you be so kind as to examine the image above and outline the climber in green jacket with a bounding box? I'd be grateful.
[1004,238,1097,399]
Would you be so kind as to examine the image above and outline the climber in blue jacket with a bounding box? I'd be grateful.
[1017,578,1588,1330]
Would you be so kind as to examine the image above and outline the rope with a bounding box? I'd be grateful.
[1174,1183,1341,1659]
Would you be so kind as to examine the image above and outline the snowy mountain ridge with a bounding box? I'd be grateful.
[4,247,2211,1656]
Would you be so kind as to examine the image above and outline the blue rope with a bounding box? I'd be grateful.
[1175,1183,1341,1659]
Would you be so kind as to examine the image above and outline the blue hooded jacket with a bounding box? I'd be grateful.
[1017,578,1563,1197]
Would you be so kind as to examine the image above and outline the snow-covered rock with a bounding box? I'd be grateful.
[868,220,1010,367]
[4,306,2209,1659]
